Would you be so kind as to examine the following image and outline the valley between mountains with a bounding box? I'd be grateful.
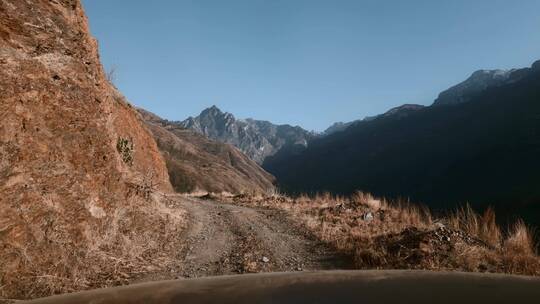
[2,0,540,301]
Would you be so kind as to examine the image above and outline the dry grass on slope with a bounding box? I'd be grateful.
[0,193,187,301]
[225,191,540,276]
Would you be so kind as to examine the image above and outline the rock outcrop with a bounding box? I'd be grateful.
[0,0,179,299]
[180,106,316,164]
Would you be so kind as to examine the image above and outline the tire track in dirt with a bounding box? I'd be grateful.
[173,196,353,278]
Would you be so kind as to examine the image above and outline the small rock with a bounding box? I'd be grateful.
[362,212,374,221]
[261,256,270,263]
[296,266,303,271]
[442,236,451,242]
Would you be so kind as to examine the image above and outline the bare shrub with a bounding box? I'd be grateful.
[127,171,160,201]
[106,65,117,85]
[116,136,134,166]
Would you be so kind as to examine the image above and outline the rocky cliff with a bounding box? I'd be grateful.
[180,106,316,164]
[0,0,180,299]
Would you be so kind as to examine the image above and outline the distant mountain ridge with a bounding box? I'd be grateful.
[323,104,425,135]
[432,65,536,106]
[264,59,540,225]
[139,109,275,194]
[324,64,539,135]
[179,106,316,164]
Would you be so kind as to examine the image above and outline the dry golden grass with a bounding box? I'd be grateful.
[226,191,540,276]
[504,220,536,255]
[0,193,188,301]
[447,205,503,248]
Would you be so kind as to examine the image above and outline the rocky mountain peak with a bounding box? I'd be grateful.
[201,105,225,116]
[179,106,315,164]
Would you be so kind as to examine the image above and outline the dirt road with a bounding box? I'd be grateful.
[147,195,352,280]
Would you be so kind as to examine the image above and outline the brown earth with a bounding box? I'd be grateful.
[135,195,352,282]
[0,0,179,300]
[138,109,275,194]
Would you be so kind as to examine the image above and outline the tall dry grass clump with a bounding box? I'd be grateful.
[448,205,502,248]
[504,220,535,255]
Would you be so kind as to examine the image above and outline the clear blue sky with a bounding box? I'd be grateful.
[82,0,540,131]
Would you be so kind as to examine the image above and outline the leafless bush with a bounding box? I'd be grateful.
[127,171,159,201]
[106,65,117,85]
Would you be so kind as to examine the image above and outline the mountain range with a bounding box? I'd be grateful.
[179,106,316,164]
[138,109,275,194]
[264,60,540,224]
[174,62,540,225]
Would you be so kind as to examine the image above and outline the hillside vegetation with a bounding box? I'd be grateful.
[223,192,540,275]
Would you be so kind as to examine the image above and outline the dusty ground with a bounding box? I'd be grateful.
[138,195,353,282]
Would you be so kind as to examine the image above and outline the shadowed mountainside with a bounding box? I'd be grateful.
[138,109,275,194]
[264,60,540,225]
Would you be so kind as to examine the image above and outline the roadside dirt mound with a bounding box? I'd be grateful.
[357,226,490,270]
[0,0,181,300]
[138,109,275,194]
[225,192,540,276]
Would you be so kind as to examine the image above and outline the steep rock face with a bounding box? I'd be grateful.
[180,106,316,164]
[139,109,275,194]
[0,0,175,299]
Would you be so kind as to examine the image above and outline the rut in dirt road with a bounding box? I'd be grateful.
[174,196,353,278]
